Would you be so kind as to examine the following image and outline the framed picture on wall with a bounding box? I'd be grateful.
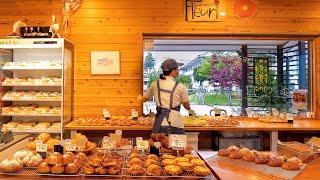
[91,51,120,75]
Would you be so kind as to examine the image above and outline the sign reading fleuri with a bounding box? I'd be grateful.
[186,0,226,22]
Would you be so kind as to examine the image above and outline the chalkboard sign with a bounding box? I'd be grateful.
[186,0,226,22]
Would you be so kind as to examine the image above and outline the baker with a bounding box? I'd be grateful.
[139,58,192,134]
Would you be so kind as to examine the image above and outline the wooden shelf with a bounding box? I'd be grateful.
[1,98,62,102]
[1,113,61,117]
[7,129,61,134]
[1,83,61,87]
[2,66,62,70]
[64,119,320,131]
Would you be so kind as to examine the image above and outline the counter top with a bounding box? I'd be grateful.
[199,151,320,180]
[64,118,320,131]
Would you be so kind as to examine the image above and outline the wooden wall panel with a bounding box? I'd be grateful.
[0,0,320,117]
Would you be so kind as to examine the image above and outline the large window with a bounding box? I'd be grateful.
[143,39,310,116]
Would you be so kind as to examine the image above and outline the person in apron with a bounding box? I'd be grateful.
[140,59,192,135]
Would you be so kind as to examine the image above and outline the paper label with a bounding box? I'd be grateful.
[154,142,161,149]
[137,140,149,150]
[169,134,187,149]
[110,133,121,142]
[65,142,77,151]
[103,108,110,118]
[131,109,138,119]
[36,143,47,152]
[115,130,122,136]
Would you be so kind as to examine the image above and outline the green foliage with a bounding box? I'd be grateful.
[193,57,212,83]
[147,73,158,88]
[144,52,155,69]
[176,75,192,88]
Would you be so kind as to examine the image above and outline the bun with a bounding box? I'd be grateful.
[254,153,270,164]
[51,164,64,174]
[146,164,162,176]
[128,164,145,175]
[281,157,302,171]
[107,166,121,175]
[83,165,94,175]
[62,152,75,165]
[175,157,189,163]
[13,150,33,161]
[46,152,62,165]
[177,161,193,172]
[242,151,256,162]
[22,153,43,167]
[65,163,78,174]
[190,159,205,166]
[37,162,51,174]
[37,133,51,143]
[0,158,23,173]
[217,149,230,156]
[128,157,144,167]
[268,156,285,167]
[164,165,182,175]
[229,149,243,159]
[193,166,211,176]
[95,166,107,175]
[162,159,176,166]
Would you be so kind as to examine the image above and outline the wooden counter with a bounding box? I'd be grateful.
[64,118,320,131]
[199,151,320,180]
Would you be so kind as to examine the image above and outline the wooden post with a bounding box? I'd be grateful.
[241,45,248,115]
[277,45,284,93]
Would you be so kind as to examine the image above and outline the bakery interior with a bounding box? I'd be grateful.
[1,0,320,179]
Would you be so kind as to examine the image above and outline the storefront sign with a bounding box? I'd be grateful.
[186,0,226,22]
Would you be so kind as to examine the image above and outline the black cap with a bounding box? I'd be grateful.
[161,59,184,71]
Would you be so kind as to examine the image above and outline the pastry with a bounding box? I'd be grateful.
[183,154,198,160]
[13,150,33,161]
[193,166,211,176]
[0,158,23,173]
[145,159,160,167]
[242,151,256,162]
[62,152,75,165]
[46,152,63,165]
[130,148,140,154]
[83,165,94,175]
[51,164,64,174]
[127,164,145,175]
[65,163,78,174]
[147,154,159,161]
[164,165,183,176]
[229,149,243,159]
[177,161,193,172]
[75,152,87,162]
[268,156,286,167]
[129,153,144,161]
[107,166,121,175]
[22,153,43,167]
[217,149,230,156]
[240,147,250,156]
[129,158,144,167]
[37,162,51,174]
[95,166,107,175]
[254,153,270,164]
[162,154,176,160]
[281,157,302,171]
[190,159,205,166]
[27,141,37,151]
[37,133,51,143]
[146,164,162,176]
[162,159,176,166]
[175,157,189,163]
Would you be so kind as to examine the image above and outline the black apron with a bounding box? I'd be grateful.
[152,80,185,135]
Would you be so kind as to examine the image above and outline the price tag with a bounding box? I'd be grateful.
[154,142,161,149]
[103,108,110,119]
[169,134,187,149]
[110,133,121,142]
[137,140,149,150]
[65,142,77,152]
[36,143,47,152]
[115,130,122,137]
[131,109,138,120]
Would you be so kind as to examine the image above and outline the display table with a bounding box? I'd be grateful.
[199,151,320,180]
[65,118,320,152]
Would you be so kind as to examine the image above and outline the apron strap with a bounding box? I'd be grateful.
[169,82,179,109]
[156,80,162,107]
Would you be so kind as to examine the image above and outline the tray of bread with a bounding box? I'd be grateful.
[258,116,288,123]
[2,77,62,86]
[183,116,241,127]
[2,91,62,101]
[278,141,319,163]
[207,145,307,180]
[124,148,215,179]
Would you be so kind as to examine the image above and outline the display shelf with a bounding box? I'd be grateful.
[0,38,74,139]
[1,113,61,117]
[8,129,61,134]
[2,67,62,70]
[1,83,62,87]
[1,98,62,102]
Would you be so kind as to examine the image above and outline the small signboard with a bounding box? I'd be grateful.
[186,0,226,22]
